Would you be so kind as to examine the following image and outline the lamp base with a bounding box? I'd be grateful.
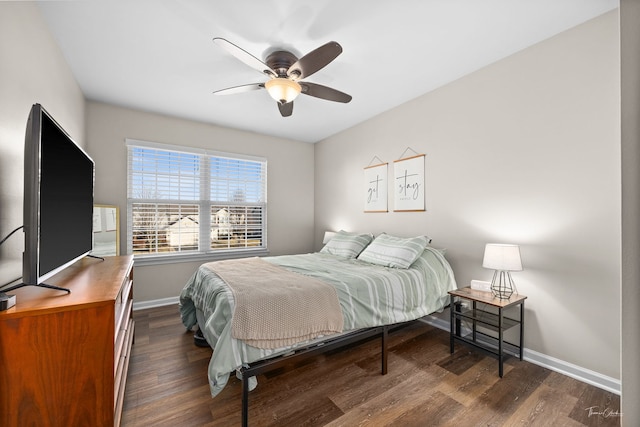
[490,271,516,299]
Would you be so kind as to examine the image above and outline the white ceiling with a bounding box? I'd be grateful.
[37,0,617,143]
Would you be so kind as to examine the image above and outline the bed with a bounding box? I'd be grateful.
[179,232,457,425]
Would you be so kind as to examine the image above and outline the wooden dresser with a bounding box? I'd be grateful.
[0,255,134,427]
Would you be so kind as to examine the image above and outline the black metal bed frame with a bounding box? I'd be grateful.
[238,324,393,427]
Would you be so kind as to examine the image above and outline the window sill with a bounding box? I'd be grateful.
[131,248,270,267]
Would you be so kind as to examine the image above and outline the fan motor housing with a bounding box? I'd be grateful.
[265,50,298,76]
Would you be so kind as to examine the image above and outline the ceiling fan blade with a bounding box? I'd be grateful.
[213,83,264,96]
[213,38,276,78]
[278,101,293,117]
[300,82,352,103]
[287,41,342,80]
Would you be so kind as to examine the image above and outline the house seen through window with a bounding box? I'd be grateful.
[126,140,267,259]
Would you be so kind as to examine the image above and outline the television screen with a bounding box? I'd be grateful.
[22,104,95,286]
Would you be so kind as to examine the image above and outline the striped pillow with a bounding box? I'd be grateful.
[357,234,429,269]
[320,230,373,259]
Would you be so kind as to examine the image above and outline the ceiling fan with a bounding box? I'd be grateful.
[212,38,352,117]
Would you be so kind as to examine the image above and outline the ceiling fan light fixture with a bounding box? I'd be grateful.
[265,78,301,104]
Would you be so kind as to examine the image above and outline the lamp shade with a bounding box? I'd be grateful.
[265,78,301,103]
[482,244,522,271]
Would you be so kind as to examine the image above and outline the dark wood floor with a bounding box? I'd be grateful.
[122,305,621,426]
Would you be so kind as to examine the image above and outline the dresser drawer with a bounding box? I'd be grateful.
[114,318,135,426]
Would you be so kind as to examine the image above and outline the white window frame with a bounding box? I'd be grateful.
[126,139,268,266]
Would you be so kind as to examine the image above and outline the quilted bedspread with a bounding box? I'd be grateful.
[203,257,344,349]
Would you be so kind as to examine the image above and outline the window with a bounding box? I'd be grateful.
[126,139,267,263]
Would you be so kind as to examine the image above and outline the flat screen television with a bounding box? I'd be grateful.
[10,104,95,293]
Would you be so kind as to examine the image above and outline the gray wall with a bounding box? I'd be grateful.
[314,11,621,380]
[620,1,639,423]
[85,102,315,302]
[0,3,86,285]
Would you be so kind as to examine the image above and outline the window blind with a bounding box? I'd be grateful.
[126,139,267,259]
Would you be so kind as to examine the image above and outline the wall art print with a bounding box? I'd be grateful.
[393,154,425,212]
[363,162,388,212]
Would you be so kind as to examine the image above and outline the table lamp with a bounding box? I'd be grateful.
[482,243,522,299]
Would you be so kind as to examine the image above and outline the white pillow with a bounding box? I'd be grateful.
[357,234,429,269]
[320,230,373,259]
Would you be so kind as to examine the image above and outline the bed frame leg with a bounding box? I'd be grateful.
[241,372,249,427]
[381,326,388,375]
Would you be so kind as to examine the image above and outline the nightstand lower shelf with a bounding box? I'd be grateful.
[453,330,522,360]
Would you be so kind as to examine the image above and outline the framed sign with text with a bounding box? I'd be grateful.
[364,162,388,212]
[393,154,425,211]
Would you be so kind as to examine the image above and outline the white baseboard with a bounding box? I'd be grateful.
[133,296,179,311]
[419,315,621,395]
[420,314,450,331]
[523,348,620,395]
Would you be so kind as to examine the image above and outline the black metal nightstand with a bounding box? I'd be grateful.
[449,286,527,377]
